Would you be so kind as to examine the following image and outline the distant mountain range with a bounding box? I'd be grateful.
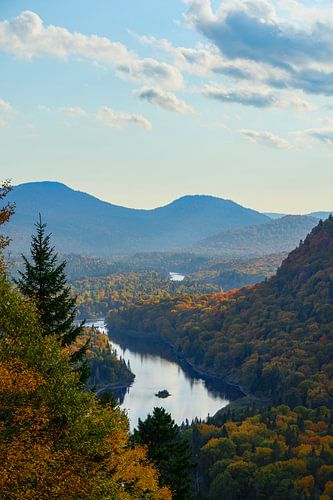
[265,211,332,220]
[5,182,269,257]
[4,182,330,258]
[197,215,320,257]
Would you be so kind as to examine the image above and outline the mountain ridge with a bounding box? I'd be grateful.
[108,216,333,409]
[5,181,269,257]
[197,214,319,257]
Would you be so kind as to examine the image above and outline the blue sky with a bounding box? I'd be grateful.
[0,0,333,212]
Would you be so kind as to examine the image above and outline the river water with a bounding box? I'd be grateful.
[86,320,237,430]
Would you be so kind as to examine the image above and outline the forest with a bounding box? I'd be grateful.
[108,217,333,498]
[71,326,135,393]
[69,252,284,319]
[0,183,172,498]
[108,218,333,409]
[187,404,333,499]
[1,178,333,499]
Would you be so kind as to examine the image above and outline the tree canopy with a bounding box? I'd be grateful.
[0,270,171,499]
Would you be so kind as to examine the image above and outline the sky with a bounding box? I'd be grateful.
[0,0,333,213]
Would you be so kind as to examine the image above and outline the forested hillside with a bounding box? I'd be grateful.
[107,218,333,498]
[109,217,333,409]
[198,215,319,257]
[71,253,284,319]
[0,270,171,498]
[187,405,333,499]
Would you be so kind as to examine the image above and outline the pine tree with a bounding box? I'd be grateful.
[16,215,88,378]
[132,407,194,499]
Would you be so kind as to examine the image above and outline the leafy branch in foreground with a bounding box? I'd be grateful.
[0,179,15,252]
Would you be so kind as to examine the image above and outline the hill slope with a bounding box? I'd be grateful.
[109,217,333,409]
[197,215,319,256]
[5,182,269,257]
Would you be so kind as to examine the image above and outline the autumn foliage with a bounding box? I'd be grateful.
[0,270,171,499]
[109,218,333,410]
[0,179,15,252]
[188,405,333,499]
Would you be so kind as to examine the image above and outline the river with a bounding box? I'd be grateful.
[85,320,237,430]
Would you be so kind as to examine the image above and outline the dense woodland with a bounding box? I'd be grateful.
[73,271,220,319]
[1,178,333,499]
[188,405,333,499]
[71,327,135,393]
[69,253,284,319]
[0,272,171,498]
[0,184,172,498]
[108,218,333,498]
[109,218,333,410]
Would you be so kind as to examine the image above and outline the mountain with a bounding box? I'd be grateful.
[265,211,332,220]
[263,212,286,219]
[308,210,332,219]
[109,216,333,409]
[5,182,269,257]
[197,214,319,257]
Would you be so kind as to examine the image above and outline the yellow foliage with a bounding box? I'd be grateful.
[0,274,171,499]
[323,481,333,499]
[295,475,315,497]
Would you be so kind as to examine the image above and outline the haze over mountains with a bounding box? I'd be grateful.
[264,211,332,220]
[6,182,268,257]
[198,215,320,257]
[5,182,330,258]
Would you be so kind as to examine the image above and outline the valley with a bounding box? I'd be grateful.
[1,180,333,499]
[3,2,333,496]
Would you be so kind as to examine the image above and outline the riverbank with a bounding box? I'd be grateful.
[107,327,273,420]
[106,326,247,399]
[95,381,133,396]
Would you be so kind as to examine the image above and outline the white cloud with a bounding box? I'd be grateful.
[0,11,183,88]
[134,87,194,113]
[63,106,88,117]
[0,98,13,114]
[183,0,333,96]
[278,94,315,112]
[241,129,293,149]
[202,84,314,111]
[203,84,277,108]
[278,0,333,25]
[299,127,333,149]
[96,106,152,131]
[0,117,8,128]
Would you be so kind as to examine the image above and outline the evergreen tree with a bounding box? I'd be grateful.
[16,215,88,378]
[132,407,194,499]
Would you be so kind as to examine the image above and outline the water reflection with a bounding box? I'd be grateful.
[85,320,240,430]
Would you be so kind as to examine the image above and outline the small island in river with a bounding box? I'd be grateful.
[155,389,171,399]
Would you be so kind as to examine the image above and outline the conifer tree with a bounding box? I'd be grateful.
[132,407,194,499]
[16,215,88,377]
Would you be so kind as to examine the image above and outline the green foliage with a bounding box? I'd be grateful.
[109,218,333,410]
[16,216,84,346]
[133,407,194,499]
[188,405,333,499]
[73,327,135,393]
[0,179,15,254]
[0,270,171,498]
[73,270,220,319]
[71,252,284,320]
